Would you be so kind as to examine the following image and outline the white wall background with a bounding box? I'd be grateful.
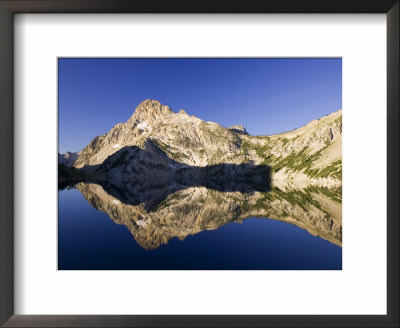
[14,14,386,315]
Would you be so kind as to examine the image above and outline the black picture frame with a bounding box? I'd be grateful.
[0,0,398,327]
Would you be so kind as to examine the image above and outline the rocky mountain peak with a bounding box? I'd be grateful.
[129,99,173,122]
[229,124,248,135]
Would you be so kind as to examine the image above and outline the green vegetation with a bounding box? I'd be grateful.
[272,187,324,211]
[334,116,342,129]
[251,138,342,180]
[240,140,250,155]
[255,144,271,158]
[304,185,342,203]
[150,138,187,161]
[243,185,341,218]
[58,164,86,179]
[313,160,342,179]
[150,138,169,153]
[209,149,224,164]
[281,138,289,145]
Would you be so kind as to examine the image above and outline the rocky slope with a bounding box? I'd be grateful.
[76,182,342,249]
[73,99,342,185]
[58,151,79,167]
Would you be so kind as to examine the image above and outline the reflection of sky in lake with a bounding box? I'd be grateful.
[58,188,342,270]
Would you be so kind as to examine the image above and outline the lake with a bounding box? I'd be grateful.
[58,182,342,270]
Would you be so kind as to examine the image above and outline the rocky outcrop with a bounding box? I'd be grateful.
[58,151,79,167]
[228,124,249,135]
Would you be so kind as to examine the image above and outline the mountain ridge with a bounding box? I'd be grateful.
[68,99,341,185]
[58,151,80,167]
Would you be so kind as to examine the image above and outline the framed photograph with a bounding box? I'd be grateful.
[0,0,398,327]
[58,57,343,271]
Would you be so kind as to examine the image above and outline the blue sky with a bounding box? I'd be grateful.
[58,58,342,153]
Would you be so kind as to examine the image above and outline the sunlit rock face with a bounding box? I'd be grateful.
[73,99,342,186]
[74,99,245,168]
[75,180,342,250]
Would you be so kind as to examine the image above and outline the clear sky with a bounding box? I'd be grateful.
[58,58,341,154]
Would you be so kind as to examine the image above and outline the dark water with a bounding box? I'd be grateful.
[58,186,342,270]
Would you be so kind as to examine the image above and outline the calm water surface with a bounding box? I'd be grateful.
[58,185,342,270]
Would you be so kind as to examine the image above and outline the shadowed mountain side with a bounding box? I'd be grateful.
[72,141,271,210]
[91,165,270,211]
[96,163,270,211]
[91,139,271,185]
[75,182,342,250]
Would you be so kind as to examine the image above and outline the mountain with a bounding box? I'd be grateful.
[73,99,244,168]
[73,99,342,185]
[76,182,342,249]
[228,124,249,135]
[58,151,80,167]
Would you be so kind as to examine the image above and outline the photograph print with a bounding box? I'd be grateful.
[58,58,342,270]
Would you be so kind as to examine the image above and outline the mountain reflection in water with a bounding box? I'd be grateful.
[68,177,341,250]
